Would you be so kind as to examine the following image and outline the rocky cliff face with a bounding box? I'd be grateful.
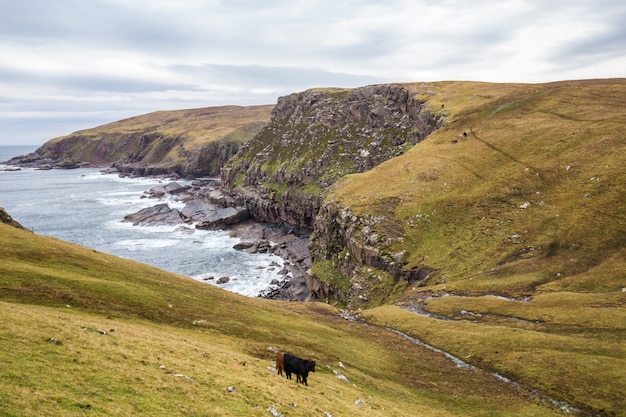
[309,203,435,305]
[34,132,188,175]
[221,84,444,303]
[221,84,444,230]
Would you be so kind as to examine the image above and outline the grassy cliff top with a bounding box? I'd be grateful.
[36,104,274,176]
[48,105,274,148]
[2,79,624,416]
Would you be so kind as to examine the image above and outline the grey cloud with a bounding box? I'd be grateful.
[1,0,624,145]
[0,68,187,95]
[167,63,391,91]
[2,0,192,54]
[554,14,626,60]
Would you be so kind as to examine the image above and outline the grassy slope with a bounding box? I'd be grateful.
[0,221,562,417]
[41,105,273,170]
[49,105,274,148]
[327,79,626,415]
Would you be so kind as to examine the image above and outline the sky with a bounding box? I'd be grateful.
[1,0,625,146]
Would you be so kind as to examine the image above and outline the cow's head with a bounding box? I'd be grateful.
[307,360,316,372]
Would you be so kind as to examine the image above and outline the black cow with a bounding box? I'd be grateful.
[283,353,316,386]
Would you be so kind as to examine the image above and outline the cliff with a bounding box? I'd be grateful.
[9,105,273,177]
[221,84,444,229]
[219,80,625,308]
[1,80,624,416]
[311,79,626,306]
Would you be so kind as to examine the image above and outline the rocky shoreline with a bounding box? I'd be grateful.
[120,174,313,301]
[3,151,90,170]
[2,150,313,301]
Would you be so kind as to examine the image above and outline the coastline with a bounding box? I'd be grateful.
[132,175,313,301]
[2,152,312,301]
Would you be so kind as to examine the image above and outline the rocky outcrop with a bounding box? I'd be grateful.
[229,221,312,301]
[221,84,444,230]
[3,151,89,170]
[123,179,312,300]
[309,203,434,305]
[123,203,185,226]
[0,208,27,230]
[195,207,250,230]
[220,84,444,303]
[124,181,250,229]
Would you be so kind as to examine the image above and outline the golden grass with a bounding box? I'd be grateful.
[42,105,273,171]
[3,79,625,416]
[329,79,626,289]
[49,105,274,148]
[362,303,626,416]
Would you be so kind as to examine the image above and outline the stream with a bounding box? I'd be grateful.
[386,305,595,416]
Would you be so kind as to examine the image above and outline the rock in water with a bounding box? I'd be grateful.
[195,206,250,229]
[181,200,220,222]
[123,203,185,226]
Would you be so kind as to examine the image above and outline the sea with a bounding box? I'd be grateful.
[0,145,286,297]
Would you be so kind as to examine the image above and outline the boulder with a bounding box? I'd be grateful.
[145,182,186,198]
[165,182,187,194]
[145,185,168,197]
[181,201,220,222]
[195,206,250,229]
[123,203,185,226]
[217,276,230,284]
[207,189,230,206]
[233,241,255,250]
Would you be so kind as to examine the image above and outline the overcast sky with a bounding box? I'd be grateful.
[1,0,625,146]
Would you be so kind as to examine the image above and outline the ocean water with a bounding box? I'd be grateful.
[0,145,287,296]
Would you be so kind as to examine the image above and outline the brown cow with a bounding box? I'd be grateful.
[275,352,284,376]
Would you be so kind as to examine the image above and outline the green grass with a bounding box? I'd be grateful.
[324,79,626,416]
[2,79,625,416]
[311,259,349,291]
[330,80,626,291]
[0,221,566,416]
[362,302,625,416]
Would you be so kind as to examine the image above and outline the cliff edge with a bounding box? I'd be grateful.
[221,84,444,229]
[6,105,273,177]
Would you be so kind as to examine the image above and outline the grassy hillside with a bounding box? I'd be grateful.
[324,79,626,415]
[1,219,565,416]
[2,79,624,416]
[38,105,273,176]
[328,79,626,292]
